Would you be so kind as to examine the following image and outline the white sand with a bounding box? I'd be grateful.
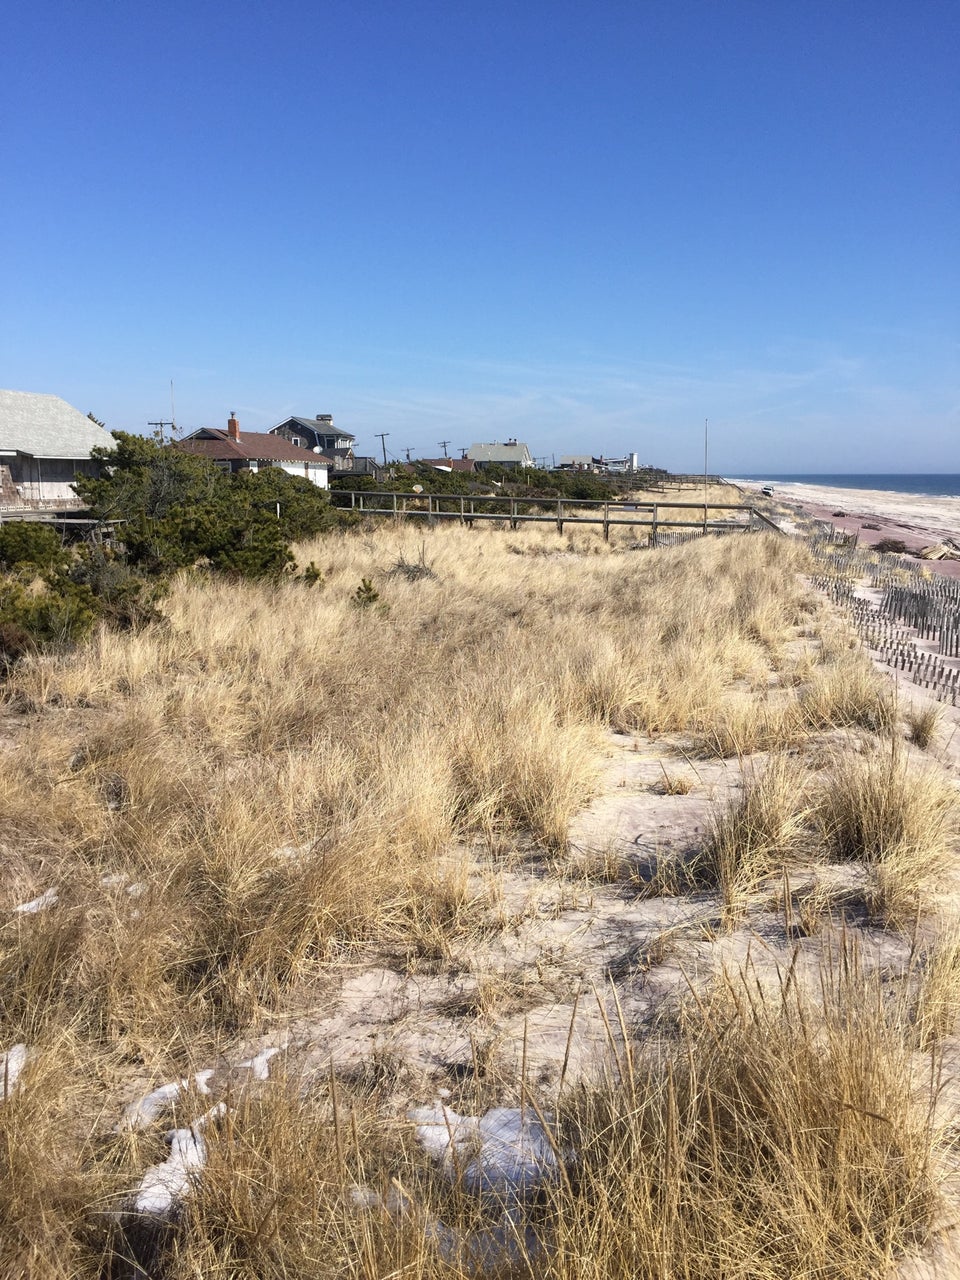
[731,479,960,544]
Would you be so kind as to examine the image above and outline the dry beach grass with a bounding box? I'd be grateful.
[0,521,958,1277]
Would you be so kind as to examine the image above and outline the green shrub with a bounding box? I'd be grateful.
[76,433,330,580]
[0,523,67,572]
[66,546,164,629]
[353,577,380,607]
[0,577,98,650]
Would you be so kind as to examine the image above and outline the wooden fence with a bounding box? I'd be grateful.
[331,490,779,541]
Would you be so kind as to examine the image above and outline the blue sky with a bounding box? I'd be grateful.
[3,1,957,471]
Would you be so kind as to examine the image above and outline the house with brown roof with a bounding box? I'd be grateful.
[418,457,477,474]
[177,414,332,488]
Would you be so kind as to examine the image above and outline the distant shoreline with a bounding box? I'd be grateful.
[729,478,960,578]
[727,474,960,500]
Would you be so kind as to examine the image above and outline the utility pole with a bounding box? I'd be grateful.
[403,447,413,462]
[438,439,450,458]
[703,417,709,532]
[148,420,174,444]
[375,433,390,466]
[459,447,468,459]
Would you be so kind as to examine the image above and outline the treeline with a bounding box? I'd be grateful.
[334,462,669,502]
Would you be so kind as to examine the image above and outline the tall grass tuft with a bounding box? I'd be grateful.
[814,742,958,924]
[800,651,897,734]
[699,753,812,919]
[552,949,940,1278]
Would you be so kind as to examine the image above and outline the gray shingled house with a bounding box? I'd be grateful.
[466,440,534,470]
[270,414,355,461]
[0,389,115,505]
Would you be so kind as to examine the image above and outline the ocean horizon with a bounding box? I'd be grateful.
[732,474,960,499]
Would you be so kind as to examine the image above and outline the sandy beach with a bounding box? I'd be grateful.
[730,479,960,573]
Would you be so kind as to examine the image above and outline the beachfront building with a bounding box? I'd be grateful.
[178,415,332,488]
[270,414,354,462]
[557,452,640,474]
[0,388,115,505]
[557,455,600,471]
[467,440,534,470]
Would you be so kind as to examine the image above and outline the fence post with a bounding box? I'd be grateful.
[557,498,564,535]
[510,498,517,531]
[603,502,610,541]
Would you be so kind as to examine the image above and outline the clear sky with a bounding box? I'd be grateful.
[3,0,957,471]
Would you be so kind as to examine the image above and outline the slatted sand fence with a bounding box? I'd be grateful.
[811,539,960,705]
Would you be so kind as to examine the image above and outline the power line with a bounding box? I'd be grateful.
[148,420,174,444]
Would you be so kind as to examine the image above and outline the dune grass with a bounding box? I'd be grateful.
[85,949,943,1280]
[0,522,954,1275]
[550,949,939,1280]
[814,740,958,924]
[699,753,813,920]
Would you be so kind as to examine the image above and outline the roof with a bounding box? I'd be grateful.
[466,442,533,464]
[176,429,333,465]
[419,458,477,472]
[0,389,115,459]
[274,417,355,441]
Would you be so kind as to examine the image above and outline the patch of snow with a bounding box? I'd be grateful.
[348,1184,410,1213]
[236,1046,280,1080]
[272,842,312,862]
[361,1106,558,1277]
[118,1069,215,1131]
[13,887,59,914]
[133,1103,226,1217]
[99,875,145,897]
[0,1043,30,1100]
[408,1104,560,1200]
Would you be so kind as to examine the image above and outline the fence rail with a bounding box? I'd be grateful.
[331,491,775,540]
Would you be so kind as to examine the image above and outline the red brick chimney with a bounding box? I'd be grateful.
[227,412,240,440]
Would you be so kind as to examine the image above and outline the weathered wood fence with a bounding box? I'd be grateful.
[331,490,779,541]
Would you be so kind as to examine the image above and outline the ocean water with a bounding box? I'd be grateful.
[736,475,960,499]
